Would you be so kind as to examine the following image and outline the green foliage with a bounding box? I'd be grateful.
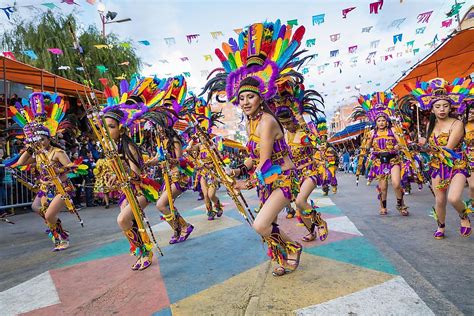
[0,11,141,88]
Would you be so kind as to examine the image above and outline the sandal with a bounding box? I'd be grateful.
[131,257,142,270]
[459,210,472,237]
[379,208,388,215]
[138,252,153,271]
[434,223,445,240]
[314,213,328,241]
[301,230,317,242]
[271,243,303,277]
[177,224,194,242]
[397,205,409,216]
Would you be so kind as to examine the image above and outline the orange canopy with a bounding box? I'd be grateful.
[0,56,104,98]
[391,28,474,96]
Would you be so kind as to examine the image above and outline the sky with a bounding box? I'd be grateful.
[0,0,471,117]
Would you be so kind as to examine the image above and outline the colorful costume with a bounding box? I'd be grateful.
[93,158,113,197]
[465,122,474,173]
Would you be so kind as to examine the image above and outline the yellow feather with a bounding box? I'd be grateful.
[253,23,263,54]
[120,93,128,104]
[234,51,243,68]
[272,38,282,61]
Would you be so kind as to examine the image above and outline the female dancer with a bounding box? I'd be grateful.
[12,93,75,251]
[411,78,472,238]
[356,92,408,216]
[275,85,328,242]
[461,99,474,207]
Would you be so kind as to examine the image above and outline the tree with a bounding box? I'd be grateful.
[1,11,141,88]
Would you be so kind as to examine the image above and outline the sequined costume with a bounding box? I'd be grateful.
[93,158,113,197]
[247,116,299,204]
[465,122,474,173]
[367,129,401,182]
[287,131,322,186]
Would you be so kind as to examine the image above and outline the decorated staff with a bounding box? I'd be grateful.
[8,92,82,251]
[184,95,255,225]
[69,24,162,269]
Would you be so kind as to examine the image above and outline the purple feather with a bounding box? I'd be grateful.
[229,38,239,52]
[248,24,255,56]
[120,80,129,95]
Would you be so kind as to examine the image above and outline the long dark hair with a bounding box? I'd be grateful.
[104,109,143,170]
[425,99,458,140]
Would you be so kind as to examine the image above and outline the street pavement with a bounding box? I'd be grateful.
[0,173,472,315]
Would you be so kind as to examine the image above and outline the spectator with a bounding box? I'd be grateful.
[342,150,350,173]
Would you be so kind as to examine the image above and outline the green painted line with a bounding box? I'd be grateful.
[61,239,130,267]
[305,237,399,275]
[316,205,344,215]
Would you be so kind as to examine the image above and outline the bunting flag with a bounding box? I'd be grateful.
[0,6,14,20]
[342,7,356,18]
[159,59,168,63]
[287,19,298,26]
[21,50,38,60]
[334,61,342,67]
[406,40,415,48]
[118,61,130,66]
[330,50,339,58]
[306,38,316,47]
[312,13,325,25]
[58,66,71,70]
[413,48,420,55]
[86,0,96,4]
[2,52,16,60]
[210,31,223,39]
[330,33,340,42]
[370,40,380,48]
[441,18,453,28]
[416,26,426,34]
[164,37,176,46]
[76,67,84,71]
[143,62,152,67]
[180,57,189,61]
[233,28,243,35]
[417,11,433,23]
[389,18,406,29]
[62,0,79,4]
[362,26,373,33]
[369,0,383,14]
[387,46,395,52]
[302,67,309,74]
[446,2,465,17]
[396,52,403,57]
[96,65,108,74]
[186,34,200,43]
[138,40,150,46]
[203,55,212,61]
[183,72,191,77]
[348,45,358,54]
[41,3,59,9]
[393,33,403,44]
[94,44,113,49]
[120,42,131,48]
[200,70,209,77]
[47,48,63,55]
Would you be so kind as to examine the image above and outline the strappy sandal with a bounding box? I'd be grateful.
[138,252,153,271]
[302,231,317,242]
[177,224,194,242]
[379,208,388,215]
[271,244,303,277]
[131,257,142,270]
[314,213,328,241]
[433,223,445,240]
[397,205,409,216]
[459,210,472,237]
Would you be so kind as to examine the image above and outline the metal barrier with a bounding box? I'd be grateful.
[0,164,36,210]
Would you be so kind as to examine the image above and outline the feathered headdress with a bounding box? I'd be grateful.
[183,92,223,134]
[357,92,396,122]
[100,75,171,127]
[202,19,310,105]
[9,92,68,137]
[406,77,472,111]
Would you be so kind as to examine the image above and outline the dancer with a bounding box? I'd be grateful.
[355,92,409,215]
[409,78,472,238]
[274,83,328,242]
[205,20,310,276]
[144,76,195,244]
[9,93,80,251]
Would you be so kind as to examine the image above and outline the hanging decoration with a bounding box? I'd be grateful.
[164,37,176,46]
[0,6,14,20]
[330,50,339,58]
[47,48,63,55]
[306,38,316,47]
[393,33,403,44]
[417,11,433,23]
[441,18,453,28]
[2,52,16,60]
[446,2,465,17]
[330,33,340,42]
[203,54,213,61]
[138,40,151,46]
[41,3,59,9]
[369,0,383,14]
[362,26,373,33]
[416,26,426,34]
[389,18,406,29]
[200,70,209,77]
[96,65,108,74]
[348,45,358,54]
[406,40,415,48]
[370,40,380,48]
[180,57,189,61]
[21,50,38,60]
[120,42,131,48]
[159,59,168,63]
[210,31,224,39]
[233,28,243,35]
[413,48,420,55]
[287,19,298,26]
[186,34,200,43]
[94,44,113,49]
[183,72,191,77]
[342,7,356,18]
[58,66,71,70]
[312,13,325,25]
